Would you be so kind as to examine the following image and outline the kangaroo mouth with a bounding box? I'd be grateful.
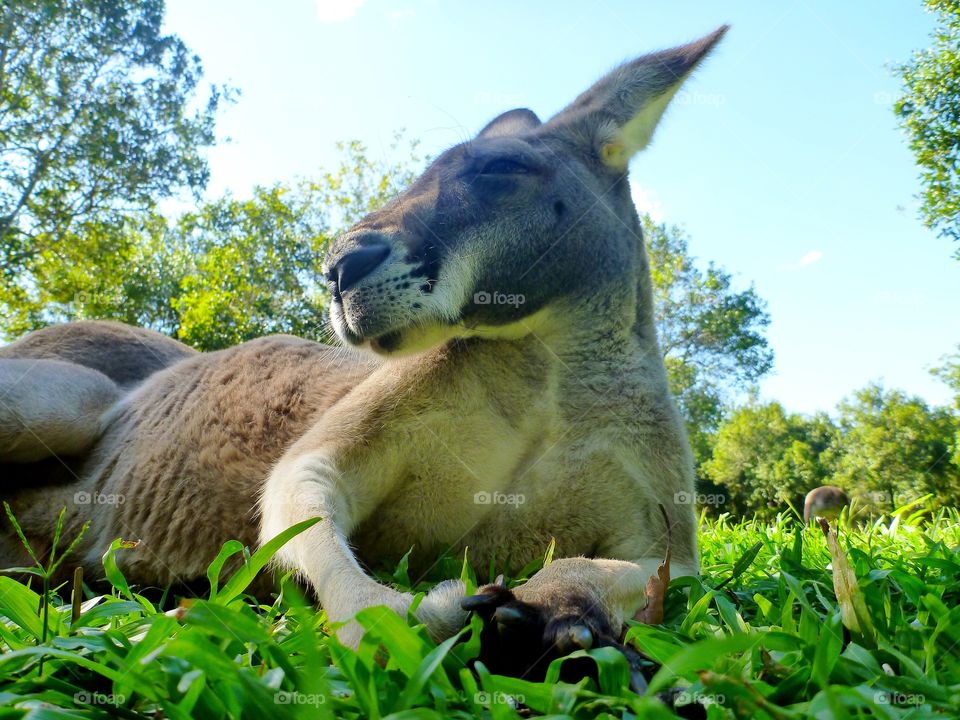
[329,286,467,357]
[332,304,422,354]
[333,308,455,357]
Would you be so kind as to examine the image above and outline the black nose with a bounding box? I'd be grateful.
[327,242,390,294]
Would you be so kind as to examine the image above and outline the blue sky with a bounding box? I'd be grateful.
[163,0,959,415]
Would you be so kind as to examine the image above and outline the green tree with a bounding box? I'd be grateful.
[0,211,191,336]
[894,0,960,253]
[0,0,226,325]
[0,138,423,348]
[931,347,960,468]
[932,346,960,409]
[831,383,960,510]
[644,216,774,463]
[169,186,328,350]
[701,398,838,517]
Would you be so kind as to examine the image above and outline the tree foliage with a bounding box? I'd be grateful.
[701,398,838,516]
[894,0,960,252]
[644,216,774,462]
[703,385,960,518]
[932,345,960,410]
[832,383,960,510]
[0,0,226,321]
[932,347,960,467]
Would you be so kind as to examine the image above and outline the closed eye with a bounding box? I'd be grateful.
[478,157,532,175]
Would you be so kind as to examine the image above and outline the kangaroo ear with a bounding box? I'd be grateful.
[548,25,729,170]
[478,108,542,139]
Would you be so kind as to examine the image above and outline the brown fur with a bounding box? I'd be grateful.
[0,320,197,386]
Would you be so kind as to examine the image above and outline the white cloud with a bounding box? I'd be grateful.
[315,0,365,23]
[630,183,665,223]
[798,250,823,267]
[389,7,416,20]
[778,249,824,271]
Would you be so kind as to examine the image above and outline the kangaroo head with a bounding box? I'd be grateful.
[324,27,728,356]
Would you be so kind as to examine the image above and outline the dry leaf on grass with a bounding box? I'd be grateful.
[633,505,672,625]
[817,517,877,646]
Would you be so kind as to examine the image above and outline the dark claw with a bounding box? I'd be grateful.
[460,582,642,688]
[461,593,497,612]
[460,585,514,613]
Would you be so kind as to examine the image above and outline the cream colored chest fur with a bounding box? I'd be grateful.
[342,341,675,576]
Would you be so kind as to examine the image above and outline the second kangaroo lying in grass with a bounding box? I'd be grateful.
[0,27,727,668]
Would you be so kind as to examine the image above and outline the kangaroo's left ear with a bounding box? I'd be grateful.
[548,25,729,171]
[478,108,542,139]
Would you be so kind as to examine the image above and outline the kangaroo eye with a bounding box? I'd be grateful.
[478,158,531,175]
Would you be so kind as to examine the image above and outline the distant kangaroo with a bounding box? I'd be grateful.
[0,28,727,664]
[803,485,849,524]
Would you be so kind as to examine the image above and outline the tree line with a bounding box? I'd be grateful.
[2,0,958,519]
[701,378,960,517]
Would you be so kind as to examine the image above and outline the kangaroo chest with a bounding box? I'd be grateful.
[349,371,635,576]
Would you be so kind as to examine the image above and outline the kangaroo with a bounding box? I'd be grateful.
[0,27,727,663]
[803,485,849,524]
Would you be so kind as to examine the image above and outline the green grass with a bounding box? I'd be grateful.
[1,504,959,719]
